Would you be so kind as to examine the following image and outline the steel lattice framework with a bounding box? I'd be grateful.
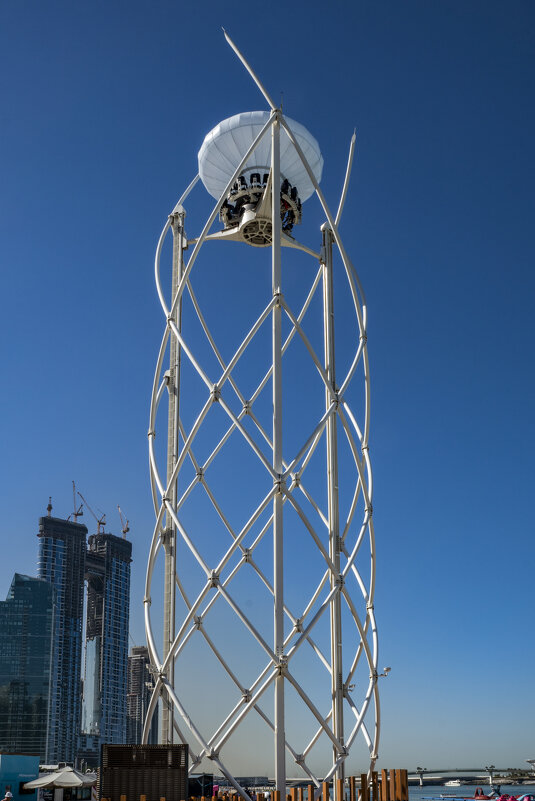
[143,33,380,799]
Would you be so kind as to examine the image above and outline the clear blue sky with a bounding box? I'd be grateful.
[1,0,534,773]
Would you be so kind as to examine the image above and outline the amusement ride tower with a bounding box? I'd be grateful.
[144,32,380,799]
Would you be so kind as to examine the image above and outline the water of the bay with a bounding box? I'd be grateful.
[409,787,535,801]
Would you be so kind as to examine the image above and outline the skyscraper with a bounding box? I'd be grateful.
[0,574,55,760]
[38,513,87,764]
[126,646,158,745]
[80,532,132,764]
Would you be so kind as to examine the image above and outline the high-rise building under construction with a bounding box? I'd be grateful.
[79,532,132,765]
[126,645,158,744]
[38,513,87,764]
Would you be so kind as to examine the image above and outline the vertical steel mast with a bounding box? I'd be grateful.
[271,111,286,796]
[322,224,344,782]
[143,32,381,801]
[162,208,185,743]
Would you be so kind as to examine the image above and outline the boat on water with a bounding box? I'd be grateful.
[445,782,467,788]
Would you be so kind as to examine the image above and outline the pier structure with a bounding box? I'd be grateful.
[143,31,379,800]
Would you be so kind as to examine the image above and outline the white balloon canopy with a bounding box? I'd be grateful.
[198,110,323,202]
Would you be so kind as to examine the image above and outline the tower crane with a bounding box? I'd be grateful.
[68,480,84,522]
[117,505,129,538]
[77,491,106,534]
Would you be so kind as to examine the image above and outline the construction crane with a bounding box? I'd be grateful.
[77,491,106,534]
[117,505,129,538]
[68,480,84,522]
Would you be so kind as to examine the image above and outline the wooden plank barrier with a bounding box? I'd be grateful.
[298,788,304,801]
[395,771,402,801]
[388,771,396,801]
[308,783,315,801]
[322,782,329,801]
[360,774,369,801]
[371,773,379,801]
[336,779,344,801]
[380,771,389,801]
[400,770,408,801]
[349,776,356,801]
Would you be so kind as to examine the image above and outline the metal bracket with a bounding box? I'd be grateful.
[211,384,221,403]
[194,615,203,629]
[208,571,220,588]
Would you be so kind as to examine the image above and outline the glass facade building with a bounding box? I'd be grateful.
[126,645,158,744]
[80,533,132,764]
[0,574,55,760]
[38,515,87,764]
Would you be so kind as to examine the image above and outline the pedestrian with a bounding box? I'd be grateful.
[2,791,13,801]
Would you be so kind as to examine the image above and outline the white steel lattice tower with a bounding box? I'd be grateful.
[144,33,381,799]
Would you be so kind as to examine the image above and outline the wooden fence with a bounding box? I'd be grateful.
[101,769,409,801]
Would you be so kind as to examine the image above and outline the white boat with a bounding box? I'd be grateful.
[445,782,465,787]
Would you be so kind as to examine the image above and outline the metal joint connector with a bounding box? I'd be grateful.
[243,548,251,564]
[207,749,219,761]
[360,332,368,344]
[292,472,301,488]
[370,669,378,681]
[143,596,151,605]
[295,754,305,765]
[277,654,288,675]
[366,601,374,611]
[194,615,203,629]
[367,503,373,517]
[160,527,172,545]
[242,689,251,703]
[274,474,285,494]
[361,443,369,452]
[273,291,282,307]
[294,618,303,633]
[211,384,221,402]
[208,571,220,588]
[147,428,155,438]
[336,574,344,588]
[196,468,204,482]
[243,400,251,415]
